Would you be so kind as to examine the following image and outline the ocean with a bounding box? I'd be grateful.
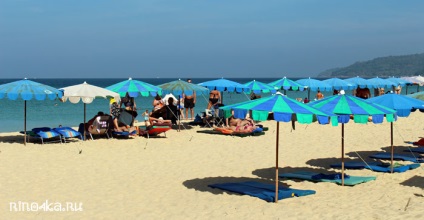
[0,78,419,132]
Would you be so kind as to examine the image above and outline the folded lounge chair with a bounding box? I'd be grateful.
[209,181,315,202]
[21,127,62,144]
[330,161,420,173]
[138,122,172,138]
[279,171,376,186]
[369,152,424,163]
[53,127,82,143]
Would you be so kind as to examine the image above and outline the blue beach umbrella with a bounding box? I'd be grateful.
[367,93,424,172]
[221,92,335,202]
[367,77,397,89]
[345,76,374,89]
[322,78,356,91]
[105,78,162,97]
[386,77,411,87]
[0,79,63,145]
[268,77,305,92]
[198,78,249,93]
[158,79,209,96]
[309,94,396,184]
[243,80,276,94]
[296,77,332,100]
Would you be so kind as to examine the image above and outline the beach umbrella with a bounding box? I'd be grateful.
[243,80,276,94]
[105,77,162,98]
[158,79,209,96]
[322,78,356,91]
[386,77,411,87]
[60,82,121,140]
[367,93,424,172]
[345,76,374,89]
[309,94,396,185]
[367,77,397,89]
[221,92,335,203]
[198,78,249,93]
[0,78,63,145]
[268,77,306,93]
[407,90,424,101]
[296,78,332,100]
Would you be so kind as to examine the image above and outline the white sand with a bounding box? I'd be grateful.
[0,113,423,219]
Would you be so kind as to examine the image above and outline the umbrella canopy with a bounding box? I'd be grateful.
[221,93,335,203]
[198,78,249,93]
[0,79,63,145]
[105,78,162,97]
[243,80,276,94]
[295,78,332,92]
[345,76,374,89]
[322,78,356,91]
[60,82,121,140]
[158,79,209,96]
[401,76,424,86]
[386,77,411,87]
[309,94,396,185]
[268,77,305,91]
[367,77,397,89]
[407,90,424,101]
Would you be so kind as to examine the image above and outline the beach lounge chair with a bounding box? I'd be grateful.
[138,122,172,138]
[112,130,137,138]
[196,127,264,137]
[87,115,111,140]
[330,161,420,173]
[53,126,82,143]
[208,181,315,202]
[279,171,376,186]
[23,127,62,144]
[369,152,424,163]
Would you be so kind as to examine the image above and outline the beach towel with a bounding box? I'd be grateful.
[405,147,424,154]
[53,127,82,142]
[369,152,424,163]
[330,161,420,173]
[208,181,315,202]
[196,127,264,137]
[279,171,376,186]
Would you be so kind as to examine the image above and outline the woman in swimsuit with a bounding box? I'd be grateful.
[207,89,221,109]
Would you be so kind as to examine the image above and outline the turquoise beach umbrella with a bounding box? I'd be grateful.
[268,77,305,91]
[0,78,63,145]
[367,77,397,89]
[243,80,276,94]
[322,78,356,91]
[198,78,249,93]
[158,79,209,96]
[345,76,374,89]
[221,92,335,203]
[105,78,162,97]
[309,94,396,183]
[296,77,332,100]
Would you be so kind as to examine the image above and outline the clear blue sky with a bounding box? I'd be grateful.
[1,0,424,78]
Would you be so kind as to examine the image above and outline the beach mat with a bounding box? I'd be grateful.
[197,127,265,137]
[330,161,420,173]
[279,171,376,186]
[405,147,424,154]
[209,181,315,202]
[369,152,424,163]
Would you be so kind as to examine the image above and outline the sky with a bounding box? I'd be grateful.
[1,0,424,79]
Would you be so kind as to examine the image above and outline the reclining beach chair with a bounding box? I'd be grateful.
[87,115,111,140]
[138,122,172,138]
[27,127,62,144]
[53,126,82,143]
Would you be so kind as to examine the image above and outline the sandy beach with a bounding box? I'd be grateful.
[1,113,423,220]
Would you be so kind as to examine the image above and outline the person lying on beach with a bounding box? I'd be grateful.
[149,117,172,126]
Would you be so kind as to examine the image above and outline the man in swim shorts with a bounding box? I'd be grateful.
[184,79,196,120]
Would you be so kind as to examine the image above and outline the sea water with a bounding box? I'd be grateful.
[0,78,419,132]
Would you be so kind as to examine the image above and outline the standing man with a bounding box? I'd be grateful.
[184,79,196,120]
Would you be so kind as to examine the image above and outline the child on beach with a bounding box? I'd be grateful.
[142,110,150,126]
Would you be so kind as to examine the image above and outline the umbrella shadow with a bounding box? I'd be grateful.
[305,157,382,169]
[400,175,424,190]
[345,150,386,159]
[252,166,339,182]
[380,145,421,154]
[173,122,194,130]
[0,135,25,144]
[182,176,292,196]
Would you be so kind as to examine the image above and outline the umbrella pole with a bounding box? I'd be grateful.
[24,100,27,146]
[178,95,181,132]
[84,103,86,141]
[341,123,345,186]
[275,121,280,203]
[391,122,394,173]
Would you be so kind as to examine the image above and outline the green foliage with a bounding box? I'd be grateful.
[318,53,424,78]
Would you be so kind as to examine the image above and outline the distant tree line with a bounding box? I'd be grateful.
[318,53,424,78]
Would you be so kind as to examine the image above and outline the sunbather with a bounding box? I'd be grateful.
[149,117,172,126]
